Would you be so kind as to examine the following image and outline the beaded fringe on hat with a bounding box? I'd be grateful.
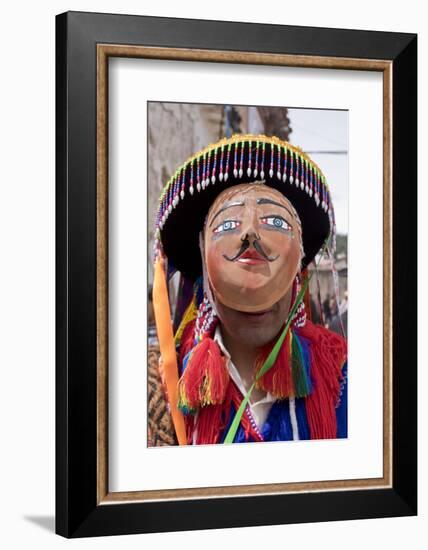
[153,134,337,261]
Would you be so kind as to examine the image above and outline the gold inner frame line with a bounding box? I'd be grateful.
[96,43,393,504]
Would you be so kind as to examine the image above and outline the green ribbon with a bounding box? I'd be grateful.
[223,240,329,444]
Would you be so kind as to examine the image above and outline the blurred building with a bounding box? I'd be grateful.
[308,252,348,332]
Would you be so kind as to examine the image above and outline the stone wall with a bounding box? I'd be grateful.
[148,102,227,284]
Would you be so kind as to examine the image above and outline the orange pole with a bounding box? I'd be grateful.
[152,256,187,445]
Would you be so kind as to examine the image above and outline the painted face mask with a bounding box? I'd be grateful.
[203,183,303,313]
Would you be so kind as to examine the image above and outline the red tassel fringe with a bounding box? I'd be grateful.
[298,320,347,439]
[254,329,293,398]
[178,336,230,410]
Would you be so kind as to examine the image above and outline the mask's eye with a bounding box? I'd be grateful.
[260,216,292,231]
[213,220,241,234]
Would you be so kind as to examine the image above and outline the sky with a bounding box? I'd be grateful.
[287,108,348,236]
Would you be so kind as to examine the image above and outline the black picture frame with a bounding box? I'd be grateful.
[56,10,417,538]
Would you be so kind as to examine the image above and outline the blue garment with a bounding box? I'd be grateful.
[219,362,348,443]
[336,361,348,439]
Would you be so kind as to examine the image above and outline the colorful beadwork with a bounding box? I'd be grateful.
[239,141,244,178]
[212,147,217,184]
[219,144,225,182]
[254,140,259,178]
[260,140,266,179]
[290,150,294,184]
[282,146,288,182]
[190,159,195,195]
[247,140,252,177]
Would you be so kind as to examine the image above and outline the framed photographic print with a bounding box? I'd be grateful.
[56,10,417,538]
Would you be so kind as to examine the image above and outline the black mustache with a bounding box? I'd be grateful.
[223,239,279,262]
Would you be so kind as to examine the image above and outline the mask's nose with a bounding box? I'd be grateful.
[240,229,261,245]
[240,211,261,244]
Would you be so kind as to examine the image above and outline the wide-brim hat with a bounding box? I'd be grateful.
[154,134,335,280]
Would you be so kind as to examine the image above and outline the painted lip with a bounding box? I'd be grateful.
[236,249,267,265]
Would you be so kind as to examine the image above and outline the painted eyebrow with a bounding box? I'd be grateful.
[209,201,244,227]
[256,198,294,218]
